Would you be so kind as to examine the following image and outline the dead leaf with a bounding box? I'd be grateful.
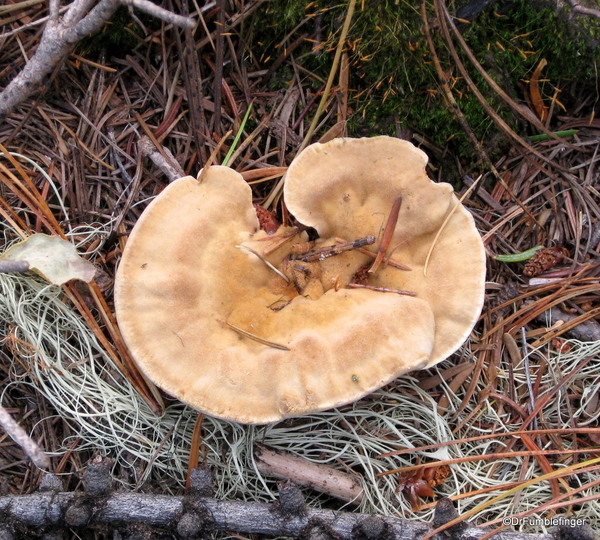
[0,234,96,285]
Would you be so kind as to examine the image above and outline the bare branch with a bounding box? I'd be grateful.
[62,0,98,26]
[1,459,592,540]
[0,487,583,540]
[124,0,196,29]
[564,0,600,19]
[48,0,60,20]
[0,0,195,118]
[62,0,123,43]
[0,0,120,118]
[255,444,363,504]
[0,404,50,469]
[138,135,185,182]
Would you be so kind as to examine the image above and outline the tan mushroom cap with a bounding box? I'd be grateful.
[284,136,486,367]
[115,138,485,424]
[116,166,427,423]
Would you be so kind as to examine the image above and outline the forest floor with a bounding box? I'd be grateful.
[0,0,599,538]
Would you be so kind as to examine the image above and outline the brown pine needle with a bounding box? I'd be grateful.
[198,130,233,183]
[218,319,290,351]
[420,456,600,540]
[423,176,481,276]
[378,447,600,477]
[186,413,204,490]
[377,427,600,458]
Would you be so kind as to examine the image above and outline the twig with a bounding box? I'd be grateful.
[0,260,30,273]
[293,236,376,263]
[335,238,411,271]
[0,0,116,118]
[123,0,196,28]
[369,196,402,274]
[254,445,363,504]
[137,135,185,182]
[347,283,416,296]
[0,404,50,469]
[564,0,600,19]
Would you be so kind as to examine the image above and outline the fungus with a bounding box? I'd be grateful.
[284,137,486,367]
[115,137,486,424]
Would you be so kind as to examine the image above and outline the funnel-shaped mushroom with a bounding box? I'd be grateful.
[115,137,486,424]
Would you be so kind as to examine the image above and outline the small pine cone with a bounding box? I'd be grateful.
[523,247,569,277]
[253,204,280,235]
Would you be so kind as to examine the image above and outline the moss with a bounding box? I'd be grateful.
[463,2,598,95]
[250,0,599,167]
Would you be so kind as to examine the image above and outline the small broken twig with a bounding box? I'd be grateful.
[254,444,364,504]
[335,238,411,271]
[293,236,376,263]
[123,0,196,28]
[0,260,30,273]
[369,196,403,274]
[0,404,50,469]
[137,136,185,182]
[564,0,600,20]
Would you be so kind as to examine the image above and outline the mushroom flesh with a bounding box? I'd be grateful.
[115,136,486,424]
